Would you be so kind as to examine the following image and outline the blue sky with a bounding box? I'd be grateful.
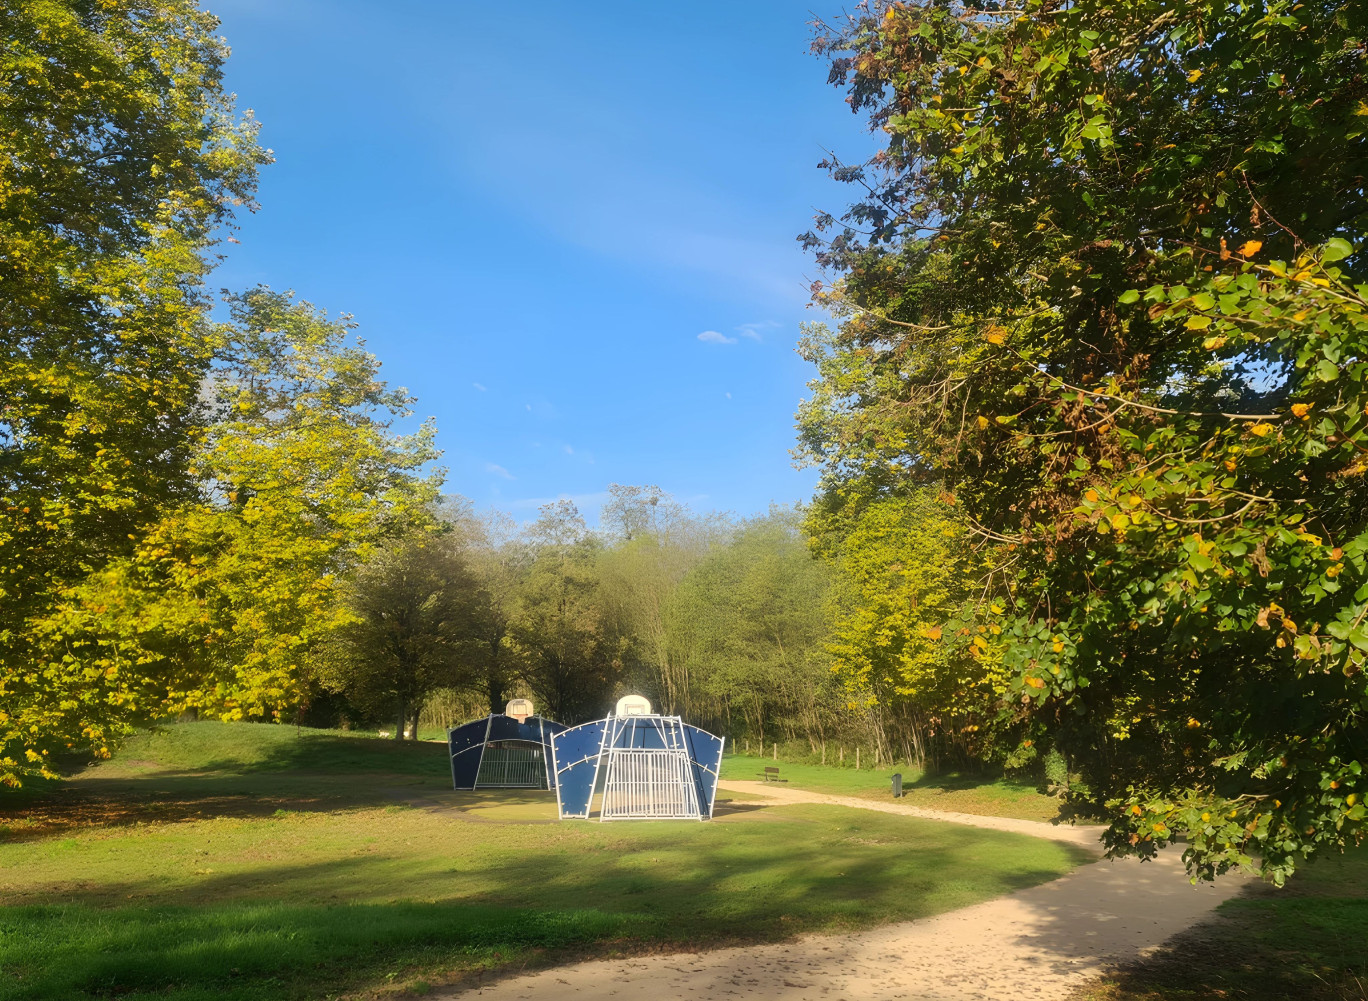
[211,0,872,524]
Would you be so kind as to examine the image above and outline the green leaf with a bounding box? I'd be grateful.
[1323,237,1353,263]
[1316,358,1339,382]
[1118,289,1140,304]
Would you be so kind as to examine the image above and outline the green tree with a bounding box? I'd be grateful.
[668,508,834,746]
[7,290,442,778]
[168,289,442,719]
[808,487,1004,769]
[597,484,724,715]
[436,497,529,714]
[801,0,1367,880]
[318,534,480,740]
[511,501,619,722]
[0,1,268,783]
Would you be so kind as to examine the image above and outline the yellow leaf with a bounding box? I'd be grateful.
[1291,403,1311,418]
[1239,240,1262,257]
[1187,69,1203,82]
[977,415,990,429]
[1249,422,1275,437]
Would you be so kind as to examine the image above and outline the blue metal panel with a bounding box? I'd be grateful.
[682,723,724,818]
[448,716,492,790]
[551,719,608,818]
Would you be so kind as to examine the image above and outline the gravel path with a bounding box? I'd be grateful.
[446,782,1249,1000]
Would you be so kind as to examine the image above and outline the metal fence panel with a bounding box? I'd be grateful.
[476,745,546,788]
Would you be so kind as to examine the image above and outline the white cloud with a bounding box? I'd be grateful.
[485,462,515,480]
[525,403,532,411]
[698,330,737,345]
[737,320,779,342]
[725,392,732,399]
[563,444,574,455]
[473,382,487,392]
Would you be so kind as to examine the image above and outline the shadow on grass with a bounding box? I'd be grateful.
[0,728,454,842]
[905,769,1023,793]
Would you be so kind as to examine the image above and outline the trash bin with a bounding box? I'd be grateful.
[891,772,902,798]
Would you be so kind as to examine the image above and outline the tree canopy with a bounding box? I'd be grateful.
[0,1,269,784]
[800,0,1367,881]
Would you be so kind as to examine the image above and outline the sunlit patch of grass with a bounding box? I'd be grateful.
[720,753,1064,822]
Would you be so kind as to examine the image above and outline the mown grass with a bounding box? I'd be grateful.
[720,752,1065,822]
[0,722,1090,1000]
[1077,845,1368,1001]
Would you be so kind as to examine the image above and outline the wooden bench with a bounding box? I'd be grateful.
[758,766,787,783]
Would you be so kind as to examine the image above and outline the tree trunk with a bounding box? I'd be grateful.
[395,694,406,741]
[487,638,505,713]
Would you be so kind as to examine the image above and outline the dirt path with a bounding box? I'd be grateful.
[716,780,1105,846]
[447,783,1250,1000]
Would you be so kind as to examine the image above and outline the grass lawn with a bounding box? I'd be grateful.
[1077,845,1368,1001]
[0,722,1091,1001]
[720,753,1066,822]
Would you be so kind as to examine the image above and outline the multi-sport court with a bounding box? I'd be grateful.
[446,695,724,820]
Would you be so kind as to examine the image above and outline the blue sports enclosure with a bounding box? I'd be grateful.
[447,713,567,790]
[551,714,724,820]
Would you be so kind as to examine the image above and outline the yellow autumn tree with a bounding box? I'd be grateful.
[18,290,443,773]
[0,2,269,783]
[808,487,1007,769]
